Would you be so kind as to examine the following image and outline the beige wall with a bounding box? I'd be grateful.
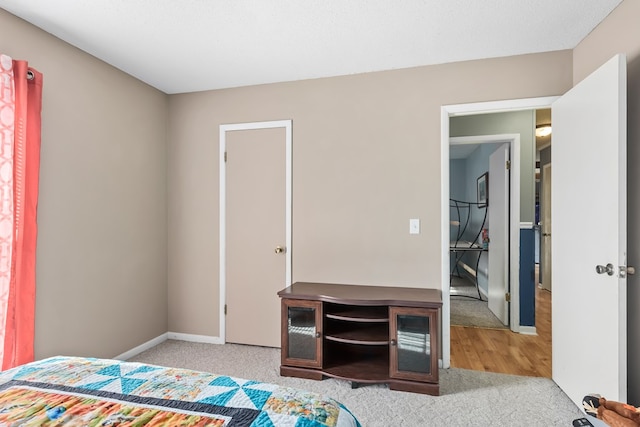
[573,0,640,85]
[0,10,169,359]
[573,0,640,405]
[167,51,573,337]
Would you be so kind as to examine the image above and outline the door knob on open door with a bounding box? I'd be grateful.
[274,246,286,254]
[596,263,615,276]
[619,265,636,278]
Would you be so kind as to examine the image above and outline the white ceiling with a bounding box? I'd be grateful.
[0,0,622,94]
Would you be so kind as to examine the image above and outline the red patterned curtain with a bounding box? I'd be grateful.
[0,54,43,369]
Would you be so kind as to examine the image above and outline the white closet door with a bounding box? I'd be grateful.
[488,143,509,325]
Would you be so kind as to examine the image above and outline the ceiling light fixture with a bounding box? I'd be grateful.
[536,124,552,138]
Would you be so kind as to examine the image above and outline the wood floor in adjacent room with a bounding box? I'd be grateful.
[450,284,552,378]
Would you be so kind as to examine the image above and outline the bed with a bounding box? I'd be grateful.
[0,356,361,426]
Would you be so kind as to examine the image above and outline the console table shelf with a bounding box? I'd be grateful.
[325,306,389,322]
[278,282,442,395]
[323,358,390,383]
[325,324,389,345]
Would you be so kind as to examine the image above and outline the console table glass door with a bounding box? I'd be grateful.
[281,299,323,368]
[389,306,438,383]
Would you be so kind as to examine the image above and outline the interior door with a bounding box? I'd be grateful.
[487,143,509,325]
[541,163,552,291]
[226,126,287,348]
[552,54,627,407]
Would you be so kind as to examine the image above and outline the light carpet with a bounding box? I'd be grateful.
[129,340,584,426]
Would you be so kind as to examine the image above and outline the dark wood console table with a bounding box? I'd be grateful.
[278,282,442,395]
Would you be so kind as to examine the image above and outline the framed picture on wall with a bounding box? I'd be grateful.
[477,172,488,208]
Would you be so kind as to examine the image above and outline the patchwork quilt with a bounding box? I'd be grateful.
[0,356,361,427]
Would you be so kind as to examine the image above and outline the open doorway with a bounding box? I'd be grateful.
[445,111,554,377]
[446,110,553,377]
[440,97,558,370]
[449,136,515,330]
[536,108,552,293]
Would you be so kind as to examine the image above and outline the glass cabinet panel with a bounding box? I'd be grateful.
[396,314,431,373]
[281,299,322,368]
[287,306,317,360]
[390,307,438,383]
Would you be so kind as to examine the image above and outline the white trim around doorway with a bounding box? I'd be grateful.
[219,120,293,344]
[450,133,520,333]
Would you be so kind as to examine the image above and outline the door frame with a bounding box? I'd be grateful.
[440,97,558,368]
[219,120,292,343]
[449,135,518,327]
[541,162,552,291]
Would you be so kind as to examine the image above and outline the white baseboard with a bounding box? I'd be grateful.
[114,333,168,361]
[114,332,224,361]
[517,325,537,335]
[167,332,224,345]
